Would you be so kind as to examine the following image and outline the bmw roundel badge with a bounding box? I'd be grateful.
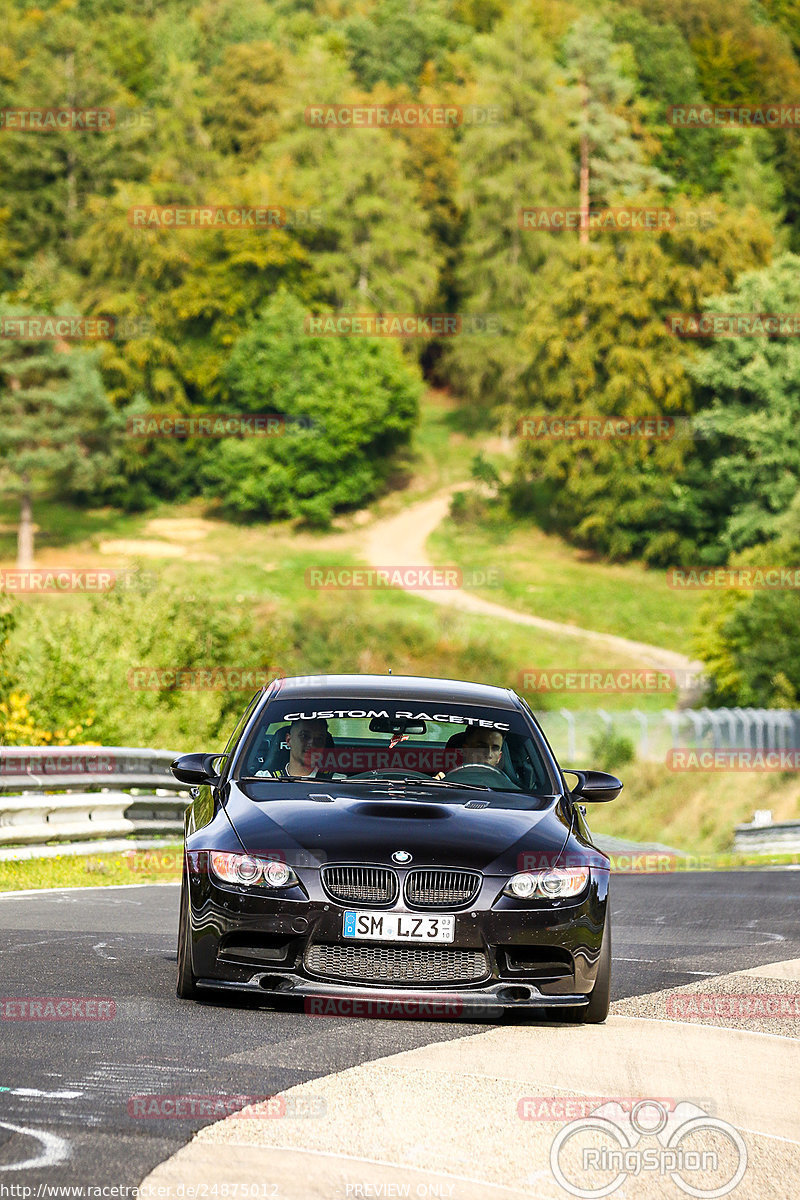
[392,850,412,864]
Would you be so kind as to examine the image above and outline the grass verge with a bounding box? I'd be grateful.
[428,510,703,657]
[590,759,800,854]
[0,844,184,892]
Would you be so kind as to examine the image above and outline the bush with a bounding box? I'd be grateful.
[202,290,423,526]
[588,727,636,773]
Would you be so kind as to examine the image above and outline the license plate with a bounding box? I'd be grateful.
[343,911,455,943]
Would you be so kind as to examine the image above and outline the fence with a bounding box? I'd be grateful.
[0,746,188,858]
[535,707,800,764]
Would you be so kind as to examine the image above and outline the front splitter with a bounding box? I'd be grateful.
[196,973,589,1013]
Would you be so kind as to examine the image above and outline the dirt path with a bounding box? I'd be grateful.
[363,489,701,680]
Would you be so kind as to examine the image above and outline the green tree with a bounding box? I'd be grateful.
[441,14,575,418]
[692,520,800,707]
[0,2,151,292]
[340,0,470,90]
[680,254,800,556]
[561,16,673,245]
[509,201,774,563]
[202,290,423,525]
[0,303,120,564]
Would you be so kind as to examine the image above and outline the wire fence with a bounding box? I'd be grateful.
[535,707,800,765]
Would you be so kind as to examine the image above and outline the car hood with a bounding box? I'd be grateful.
[222,780,573,874]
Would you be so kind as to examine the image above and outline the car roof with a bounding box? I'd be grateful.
[266,673,522,711]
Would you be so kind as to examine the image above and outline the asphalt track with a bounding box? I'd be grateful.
[1,871,799,1189]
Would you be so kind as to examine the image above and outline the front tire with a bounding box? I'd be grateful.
[176,865,199,1000]
[559,917,611,1024]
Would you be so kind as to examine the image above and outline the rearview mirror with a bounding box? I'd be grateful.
[564,769,623,803]
[171,752,224,787]
[368,716,427,735]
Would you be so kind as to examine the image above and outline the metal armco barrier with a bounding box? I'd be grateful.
[0,746,189,849]
[733,818,800,854]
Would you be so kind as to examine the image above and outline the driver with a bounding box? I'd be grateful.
[260,718,330,777]
[460,726,504,769]
[436,725,505,777]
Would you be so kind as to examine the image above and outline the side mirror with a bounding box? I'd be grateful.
[564,769,623,803]
[171,752,223,787]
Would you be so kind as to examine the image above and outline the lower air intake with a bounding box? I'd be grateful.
[304,943,489,984]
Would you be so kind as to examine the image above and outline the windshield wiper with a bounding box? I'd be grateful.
[340,775,492,792]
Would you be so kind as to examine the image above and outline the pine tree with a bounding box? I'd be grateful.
[562,16,673,245]
[0,303,120,564]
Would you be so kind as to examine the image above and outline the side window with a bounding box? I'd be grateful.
[218,691,262,778]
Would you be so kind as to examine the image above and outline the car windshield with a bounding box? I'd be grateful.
[234,696,555,798]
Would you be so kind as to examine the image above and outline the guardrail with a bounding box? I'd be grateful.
[733,817,800,854]
[0,746,189,852]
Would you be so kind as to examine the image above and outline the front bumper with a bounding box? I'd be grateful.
[185,850,609,1008]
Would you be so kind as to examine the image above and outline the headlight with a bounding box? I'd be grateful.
[209,851,299,889]
[504,866,590,900]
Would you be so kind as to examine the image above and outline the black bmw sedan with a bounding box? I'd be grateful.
[171,673,622,1022]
